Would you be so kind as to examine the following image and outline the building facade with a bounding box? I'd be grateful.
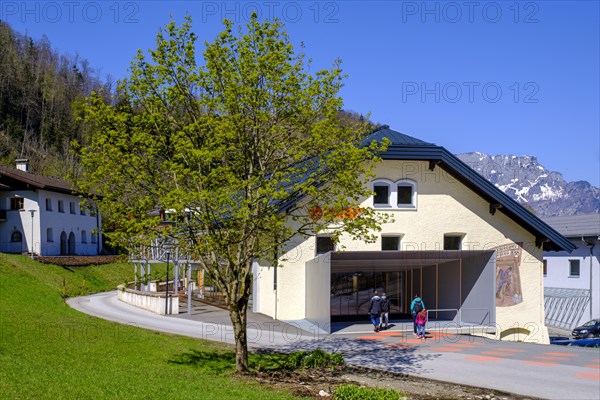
[0,160,102,256]
[543,213,600,330]
[252,127,574,344]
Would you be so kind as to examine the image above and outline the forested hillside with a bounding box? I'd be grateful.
[0,21,109,177]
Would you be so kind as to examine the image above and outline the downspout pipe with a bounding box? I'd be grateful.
[582,237,595,321]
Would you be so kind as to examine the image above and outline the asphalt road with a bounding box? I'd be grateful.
[68,291,600,400]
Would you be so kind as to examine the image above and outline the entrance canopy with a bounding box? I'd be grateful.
[304,250,497,331]
[330,250,495,272]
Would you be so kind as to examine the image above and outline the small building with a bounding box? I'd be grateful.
[542,213,600,330]
[0,159,102,256]
[252,126,574,343]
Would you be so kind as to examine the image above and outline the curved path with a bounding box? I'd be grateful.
[69,291,600,400]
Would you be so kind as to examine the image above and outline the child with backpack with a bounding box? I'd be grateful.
[416,309,428,339]
[410,295,425,336]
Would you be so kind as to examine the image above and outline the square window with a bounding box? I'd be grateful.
[373,185,389,205]
[444,235,462,250]
[10,198,24,210]
[382,236,400,251]
[569,260,580,277]
[397,185,413,205]
[316,236,335,255]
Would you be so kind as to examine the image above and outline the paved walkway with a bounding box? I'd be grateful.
[68,291,600,400]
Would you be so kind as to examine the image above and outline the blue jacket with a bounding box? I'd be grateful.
[410,297,425,314]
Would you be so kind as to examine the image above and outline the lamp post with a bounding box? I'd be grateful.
[25,209,36,258]
[165,251,170,315]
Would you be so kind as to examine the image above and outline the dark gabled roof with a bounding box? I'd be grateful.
[0,166,78,195]
[362,126,575,252]
[361,125,435,147]
[542,213,600,237]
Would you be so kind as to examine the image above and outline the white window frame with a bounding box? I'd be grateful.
[372,179,392,207]
[396,179,417,209]
[569,259,580,277]
[372,178,417,210]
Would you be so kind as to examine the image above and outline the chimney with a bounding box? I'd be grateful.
[15,159,30,172]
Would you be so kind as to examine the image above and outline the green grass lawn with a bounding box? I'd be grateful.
[0,253,304,399]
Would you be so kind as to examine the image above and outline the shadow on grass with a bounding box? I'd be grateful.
[168,349,236,373]
[249,352,290,371]
[170,349,296,373]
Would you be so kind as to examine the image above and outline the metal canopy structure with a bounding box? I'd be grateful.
[544,287,591,330]
[129,236,202,315]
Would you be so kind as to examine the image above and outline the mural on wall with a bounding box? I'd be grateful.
[495,242,523,307]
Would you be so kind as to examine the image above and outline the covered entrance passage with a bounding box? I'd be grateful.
[328,250,496,326]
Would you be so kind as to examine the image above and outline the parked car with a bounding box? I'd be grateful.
[549,336,571,346]
[571,319,600,339]
[567,338,600,348]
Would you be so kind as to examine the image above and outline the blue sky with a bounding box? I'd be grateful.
[3,1,599,185]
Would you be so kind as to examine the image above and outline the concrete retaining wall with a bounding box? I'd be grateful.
[117,285,179,315]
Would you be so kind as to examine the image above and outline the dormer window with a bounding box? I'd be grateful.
[372,179,417,209]
[397,185,412,205]
[396,179,417,209]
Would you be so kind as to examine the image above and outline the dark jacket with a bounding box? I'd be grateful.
[380,296,390,313]
[369,295,382,315]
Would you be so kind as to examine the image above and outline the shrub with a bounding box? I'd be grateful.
[285,348,344,370]
[333,384,402,400]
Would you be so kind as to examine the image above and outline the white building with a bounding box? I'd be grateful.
[0,160,102,256]
[252,126,574,343]
[543,213,600,330]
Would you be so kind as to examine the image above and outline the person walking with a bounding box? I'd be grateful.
[379,292,390,330]
[410,295,425,336]
[416,308,428,340]
[368,291,382,332]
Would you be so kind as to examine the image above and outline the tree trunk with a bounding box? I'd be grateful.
[229,297,249,372]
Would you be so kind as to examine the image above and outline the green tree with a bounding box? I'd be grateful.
[77,15,389,372]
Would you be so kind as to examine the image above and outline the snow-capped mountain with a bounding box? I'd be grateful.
[456,152,600,217]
